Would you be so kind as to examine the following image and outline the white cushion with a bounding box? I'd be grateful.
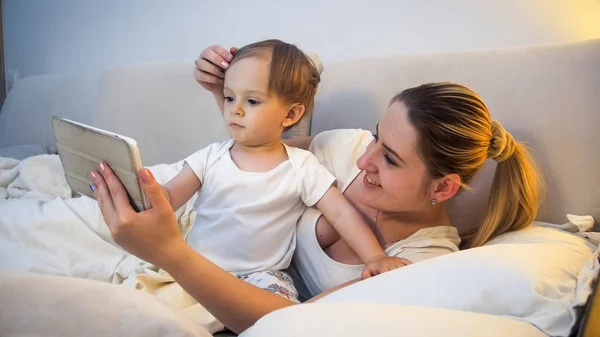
[241,303,547,337]
[0,272,211,337]
[0,72,100,149]
[316,225,598,337]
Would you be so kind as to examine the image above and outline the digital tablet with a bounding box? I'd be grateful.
[51,116,150,212]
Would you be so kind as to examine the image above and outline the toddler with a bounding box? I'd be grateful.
[163,39,404,302]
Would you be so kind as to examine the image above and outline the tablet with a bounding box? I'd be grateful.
[51,116,150,212]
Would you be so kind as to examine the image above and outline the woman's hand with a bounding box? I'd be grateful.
[194,45,238,96]
[91,163,187,268]
[361,255,412,279]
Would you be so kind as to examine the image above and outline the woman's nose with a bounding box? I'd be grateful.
[357,143,379,172]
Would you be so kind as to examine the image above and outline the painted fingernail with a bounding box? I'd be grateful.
[226,53,233,61]
[89,184,95,192]
[100,162,106,171]
[91,171,97,179]
[221,61,229,68]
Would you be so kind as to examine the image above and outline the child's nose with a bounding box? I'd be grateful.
[233,104,244,117]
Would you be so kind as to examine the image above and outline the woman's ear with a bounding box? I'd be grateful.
[282,104,306,128]
[430,174,461,204]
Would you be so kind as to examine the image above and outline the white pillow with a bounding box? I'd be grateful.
[0,272,211,337]
[241,303,547,337]
[316,225,598,337]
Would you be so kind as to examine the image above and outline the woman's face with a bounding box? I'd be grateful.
[356,101,431,213]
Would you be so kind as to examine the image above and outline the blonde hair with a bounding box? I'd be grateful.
[228,39,321,130]
[392,82,543,248]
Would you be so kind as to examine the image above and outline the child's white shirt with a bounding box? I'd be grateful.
[183,139,336,276]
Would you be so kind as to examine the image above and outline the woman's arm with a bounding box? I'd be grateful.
[163,245,295,333]
[91,164,301,333]
[91,163,375,333]
[305,278,361,303]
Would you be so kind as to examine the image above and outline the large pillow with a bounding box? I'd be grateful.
[315,225,598,337]
[241,303,547,337]
[0,272,211,337]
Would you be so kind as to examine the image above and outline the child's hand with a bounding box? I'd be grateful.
[194,45,238,96]
[361,255,412,279]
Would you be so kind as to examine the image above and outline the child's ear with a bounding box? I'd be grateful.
[282,104,306,128]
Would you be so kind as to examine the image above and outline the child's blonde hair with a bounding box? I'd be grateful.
[228,39,321,130]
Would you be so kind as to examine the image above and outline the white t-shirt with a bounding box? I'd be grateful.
[289,129,461,299]
[183,139,336,276]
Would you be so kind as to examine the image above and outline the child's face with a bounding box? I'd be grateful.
[222,55,292,146]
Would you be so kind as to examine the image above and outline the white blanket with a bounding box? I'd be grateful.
[0,155,71,201]
[0,154,231,334]
[0,154,196,283]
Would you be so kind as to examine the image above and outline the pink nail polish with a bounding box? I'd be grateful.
[91,171,97,179]
[221,61,229,68]
[100,162,106,171]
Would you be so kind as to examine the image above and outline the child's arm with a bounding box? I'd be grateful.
[162,163,202,212]
[315,186,409,278]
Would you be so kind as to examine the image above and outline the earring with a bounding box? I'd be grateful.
[431,199,437,206]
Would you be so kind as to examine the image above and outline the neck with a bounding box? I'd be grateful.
[372,206,452,247]
[233,138,283,154]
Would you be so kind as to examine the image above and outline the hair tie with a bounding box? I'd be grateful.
[305,52,324,75]
[488,121,516,162]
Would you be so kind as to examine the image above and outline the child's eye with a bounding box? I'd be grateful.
[224,96,234,103]
[372,132,379,142]
[247,99,260,106]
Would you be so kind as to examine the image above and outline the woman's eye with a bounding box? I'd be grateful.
[384,154,397,166]
[224,96,234,103]
[247,99,260,106]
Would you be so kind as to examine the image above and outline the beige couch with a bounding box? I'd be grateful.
[1,38,598,234]
[0,39,598,336]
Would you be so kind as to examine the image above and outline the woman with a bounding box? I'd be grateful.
[91,45,542,334]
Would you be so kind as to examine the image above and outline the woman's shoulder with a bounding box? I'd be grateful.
[310,129,373,153]
[385,226,461,264]
[306,129,371,184]
[309,129,372,175]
